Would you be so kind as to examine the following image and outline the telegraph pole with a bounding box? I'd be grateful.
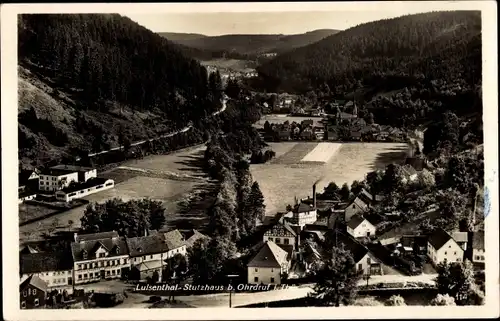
[226,274,239,308]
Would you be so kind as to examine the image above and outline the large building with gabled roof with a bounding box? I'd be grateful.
[71,231,130,284]
[247,241,292,285]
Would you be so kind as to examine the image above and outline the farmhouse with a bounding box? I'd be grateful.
[247,241,292,285]
[20,252,74,292]
[347,214,377,238]
[71,231,131,284]
[345,189,375,221]
[427,229,464,265]
[451,231,468,251]
[263,222,297,249]
[39,165,97,192]
[162,229,188,257]
[20,275,48,309]
[471,231,485,264]
[55,177,115,202]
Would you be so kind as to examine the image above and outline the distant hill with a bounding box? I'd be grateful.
[160,29,340,56]
[159,32,208,41]
[18,14,220,167]
[255,11,482,127]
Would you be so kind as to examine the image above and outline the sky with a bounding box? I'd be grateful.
[126,8,440,36]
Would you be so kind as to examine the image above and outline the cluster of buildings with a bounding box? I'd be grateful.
[19,229,209,308]
[246,182,486,286]
[18,165,114,204]
[262,119,324,141]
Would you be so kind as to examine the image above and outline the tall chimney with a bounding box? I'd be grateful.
[313,184,317,209]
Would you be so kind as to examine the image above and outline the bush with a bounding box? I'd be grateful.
[354,296,383,306]
[385,295,406,306]
[430,293,456,306]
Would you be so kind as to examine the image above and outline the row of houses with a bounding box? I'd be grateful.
[18,165,115,203]
[19,228,209,307]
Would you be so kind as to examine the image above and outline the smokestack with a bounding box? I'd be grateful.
[313,184,317,209]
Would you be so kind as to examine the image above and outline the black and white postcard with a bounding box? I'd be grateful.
[2,1,498,320]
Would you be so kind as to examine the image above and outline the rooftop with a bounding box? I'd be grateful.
[163,230,185,250]
[59,178,112,194]
[20,275,48,293]
[126,235,169,257]
[428,228,453,250]
[71,236,128,262]
[75,231,119,242]
[247,241,290,268]
[41,165,94,176]
[347,214,367,229]
[20,252,74,274]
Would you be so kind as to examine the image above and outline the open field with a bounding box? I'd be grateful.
[255,115,323,128]
[251,142,409,215]
[19,146,214,244]
[18,203,59,225]
[200,58,256,72]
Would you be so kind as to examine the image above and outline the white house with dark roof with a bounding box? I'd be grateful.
[347,214,377,238]
[126,234,171,281]
[20,252,74,292]
[247,241,291,285]
[39,165,97,192]
[451,231,468,251]
[71,231,130,284]
[427,229,464,265]
[471,231,485,264]
[334,231,382,275]
[263,222,297,249]
[287,202,317,230]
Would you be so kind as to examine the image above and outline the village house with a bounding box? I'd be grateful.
[285,202,318,230]
[427,229,464,266]
[20,275,48,309]
[263,222,298,250]
[126,234,171,281]
[247,241,292,285]
[39,165,97,192]
[345,189,376,222]
[346,214,377,238]
[401,164,418,183]
[182,229,210,248]
[70,231,131,284]
[162,229,188,258]
[20,252,74,292]
[300,129,313,140]
[471,231,485,265]
[451,231,468,251]
[19,168,40,192]
[335,232,382,276]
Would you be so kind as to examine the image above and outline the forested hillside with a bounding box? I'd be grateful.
[18,14,223,167]
[161,29,340,57]
[257,11,482,127]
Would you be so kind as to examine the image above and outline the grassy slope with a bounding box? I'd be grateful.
[18,64,169,168]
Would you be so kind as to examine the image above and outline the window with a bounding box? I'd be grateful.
[367,258,371,265]
[99,253,105,258]
[268,237,273,242]
[454,252,457,255]
[255,268,258,272]
[23,290,27,297]
[34,299,39,307]
[254,277,259,282]
[84,273,88,279]
[21,301,26,309]
[112,270,116,275]
[284,239,289,245]
[150,255,153,259]
[275,238,280,244]
[457,258,462,262]
[143,256,146,260]
[78,275,82,280]
[352,205,355,209]
[358,263,363,271]
[40,182,44,185]
[134,258,138,262]
[33,289,37,295]
[270,277,275,283]
[117,269,121,275]
[106,271,110,276]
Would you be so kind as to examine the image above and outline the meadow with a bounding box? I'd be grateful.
[250,142,409,215]
[19,145,214,244]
